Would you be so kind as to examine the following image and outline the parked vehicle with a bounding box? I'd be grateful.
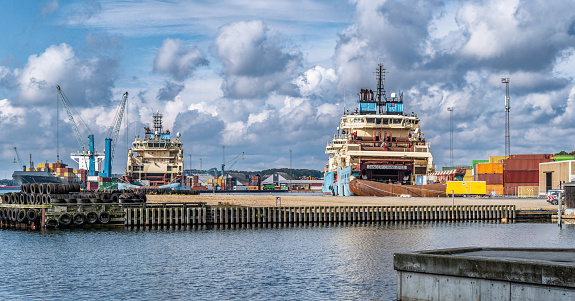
[546,189,564,205]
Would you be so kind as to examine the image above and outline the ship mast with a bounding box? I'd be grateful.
[376,64,387,114]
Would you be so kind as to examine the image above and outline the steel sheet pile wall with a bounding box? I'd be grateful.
[124,204,516,227]
[503,154,552,195]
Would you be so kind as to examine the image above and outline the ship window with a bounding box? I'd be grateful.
[394,119,401,124]
[366,118,375,124]
[159,143,165,148]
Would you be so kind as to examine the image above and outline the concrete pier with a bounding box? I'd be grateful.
[394,247,575,300]
[124,204,516,226]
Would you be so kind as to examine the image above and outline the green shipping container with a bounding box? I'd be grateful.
[472,160,489,168]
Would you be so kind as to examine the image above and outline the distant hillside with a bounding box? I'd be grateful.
[186,168,323,179]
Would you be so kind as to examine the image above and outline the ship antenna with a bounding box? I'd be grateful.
[376,64,387,114]
[343,88,346,115]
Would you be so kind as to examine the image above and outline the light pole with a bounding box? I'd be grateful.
[501,78,510,157]
[447,107,453,167]
[289,149,292,190]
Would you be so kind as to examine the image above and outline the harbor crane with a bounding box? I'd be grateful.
[13,147,25,171]
[56,85,97,176]
[221,152,244,179]
[100,91,129,178]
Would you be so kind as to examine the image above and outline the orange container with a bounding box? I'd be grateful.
[476,163,503,174]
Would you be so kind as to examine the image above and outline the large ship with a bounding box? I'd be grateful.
[12,161,86,185]
[322,65,445,197]
[12,170,67,184]
[119,111,183,189]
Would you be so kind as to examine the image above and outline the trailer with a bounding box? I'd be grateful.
[446,181,486,196]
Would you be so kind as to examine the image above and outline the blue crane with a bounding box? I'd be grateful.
[100,91,128,178]
[13,147,25,171]
[221,152,244,179]
[56,85,97,176]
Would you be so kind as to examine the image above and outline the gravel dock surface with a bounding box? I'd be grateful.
[146,194,555,210]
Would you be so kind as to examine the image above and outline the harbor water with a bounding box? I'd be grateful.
[1,222,575,300]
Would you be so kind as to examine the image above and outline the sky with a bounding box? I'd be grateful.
[1,0,575,179]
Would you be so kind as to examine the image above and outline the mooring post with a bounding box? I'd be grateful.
[558,191,563,228]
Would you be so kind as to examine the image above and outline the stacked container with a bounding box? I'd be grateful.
[476,160,504,195]
[503,154,553,195]
[98,177,118,190]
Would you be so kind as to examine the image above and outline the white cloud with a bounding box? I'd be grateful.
[0,99,25,125]
[214,20,303,99]
[153,38,208,81]
[41,0,59,16]
[294,66,337,97]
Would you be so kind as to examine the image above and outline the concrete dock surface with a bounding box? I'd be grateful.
[395,247,575,300]
[147,194,557,209]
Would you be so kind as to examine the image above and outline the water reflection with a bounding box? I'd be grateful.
[0,222,574,300]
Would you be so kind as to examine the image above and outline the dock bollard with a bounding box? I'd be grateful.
[276,197,281,207]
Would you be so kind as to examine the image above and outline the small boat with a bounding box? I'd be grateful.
[0,185,20,190]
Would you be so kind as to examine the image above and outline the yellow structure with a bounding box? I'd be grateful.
[463,169,474,181]
[446,181,486,195]
[489,156,508,163]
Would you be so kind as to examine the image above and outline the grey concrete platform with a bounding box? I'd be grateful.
[394,247,575,300]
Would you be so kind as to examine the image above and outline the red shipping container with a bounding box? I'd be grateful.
[477,173,503,185]
[504,159,553,171]
[509,154,552,160]
[504,182,538,188]
[504,170,538,183]
[86,182,98,190]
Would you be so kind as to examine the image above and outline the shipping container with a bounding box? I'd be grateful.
[476,173,503,185]
[476,163,503,174]
[509,154,552,160]
[86,182,98,190]
[489,156,508,163]
[446,181,486,195]
[486,185,503,196]
[504,170,538,183]
[504,159,553,171]
[472,160,489,167]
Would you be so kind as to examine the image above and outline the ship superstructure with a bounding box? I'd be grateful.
[323,65,435,196]
[123,111,183,187]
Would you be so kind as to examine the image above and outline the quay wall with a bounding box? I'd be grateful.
[395,247,575,300]
[124,204,516,227]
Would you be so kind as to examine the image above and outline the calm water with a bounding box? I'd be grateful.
[1,222,574,300]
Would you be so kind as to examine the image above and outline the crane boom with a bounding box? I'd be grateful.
[13,147,25,171]
[101,91,128,177]
[56,85,88,152]
[56,85,96,176]
[221,152,244,178]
